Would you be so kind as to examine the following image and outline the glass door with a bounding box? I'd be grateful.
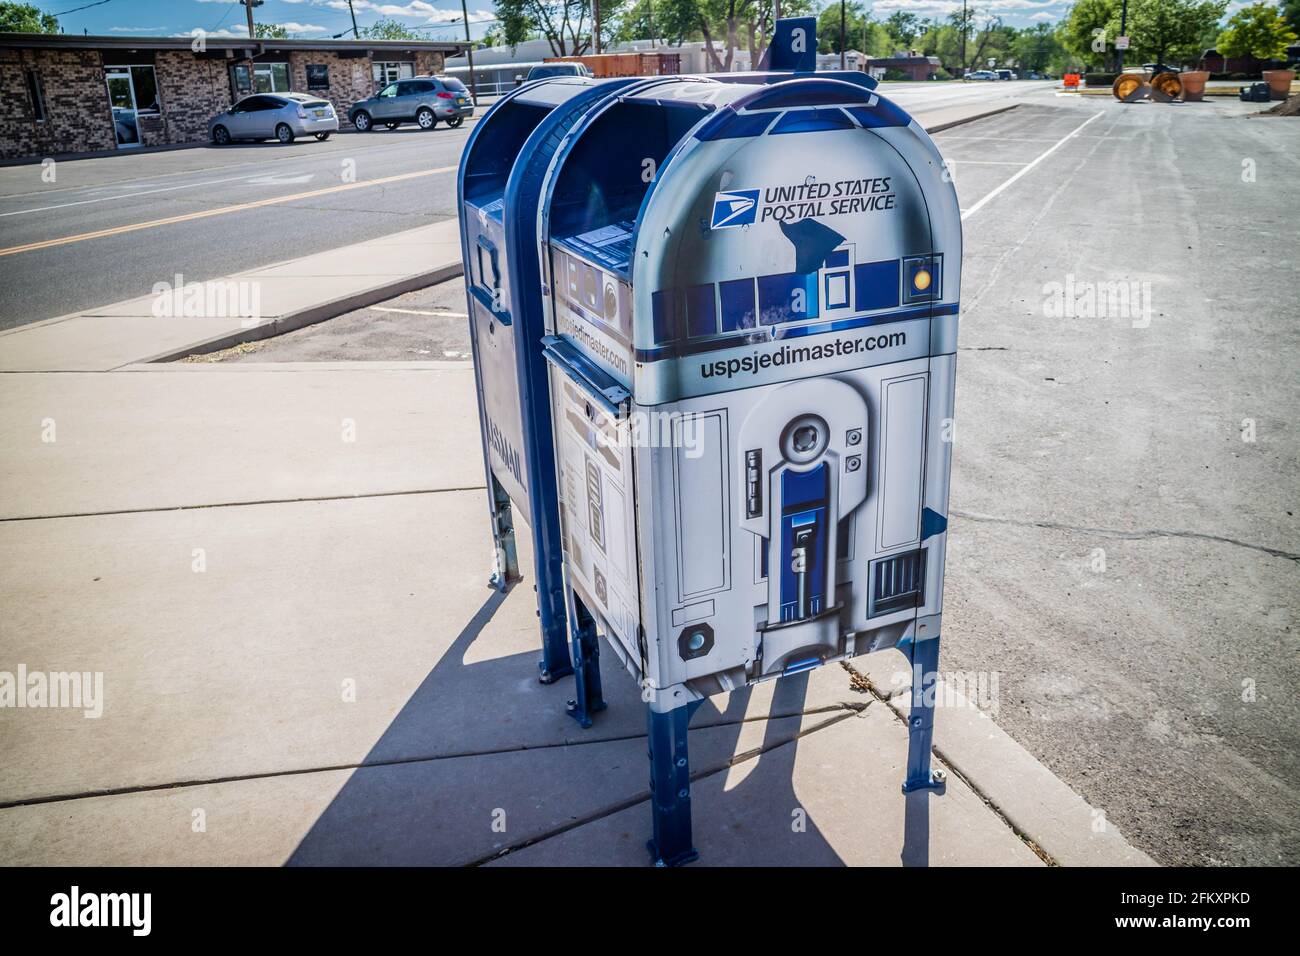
[105,70,139,148]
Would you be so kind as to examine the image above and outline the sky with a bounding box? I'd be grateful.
[35,0,501,41]
[29,0,1269,40]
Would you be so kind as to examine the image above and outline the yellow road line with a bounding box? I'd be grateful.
[0,166,456,259]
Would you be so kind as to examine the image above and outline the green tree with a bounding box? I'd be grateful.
[1061,0,1121,69]
[1281,0,1300,33]
[885,10,921,48]
[494,0,624,56]
[0,1,59,33]
[254,23,288,39]
[1126,0,1227,65]
[1218,1,1298,60]
[359,17,423,40]
[1012,21,1065,72]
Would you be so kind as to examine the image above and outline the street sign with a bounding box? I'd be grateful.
[1116,36,1130,50]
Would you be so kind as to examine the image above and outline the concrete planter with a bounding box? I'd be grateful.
[1262,69,1296,100]
[1180,71,1209,101]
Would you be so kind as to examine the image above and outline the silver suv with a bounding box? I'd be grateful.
[348,76,474,132]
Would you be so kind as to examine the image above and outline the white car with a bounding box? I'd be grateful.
[209,93,339,145]
[966,70,998,81]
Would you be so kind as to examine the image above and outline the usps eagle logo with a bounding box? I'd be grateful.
[710,189,759,229]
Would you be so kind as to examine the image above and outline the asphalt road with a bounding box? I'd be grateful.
[227,92,1300,866]
[0,81,1053,329]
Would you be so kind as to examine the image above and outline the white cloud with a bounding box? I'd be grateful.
[318,0,491,19]
[108,26,167,33]
[274,22,330,33]
[180,27,253,38]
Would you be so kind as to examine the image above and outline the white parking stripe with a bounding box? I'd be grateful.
[960,111,1104,221]
[372,307,467,318]
[0,172,266,218]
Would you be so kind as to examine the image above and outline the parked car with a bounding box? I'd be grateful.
[525,63,593,81]
[208,93,338,145]
[966,70,998,80]
[996,69,1017,80]
[348,76,474,132]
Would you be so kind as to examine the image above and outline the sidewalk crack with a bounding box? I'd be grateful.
[951,509,1299,563]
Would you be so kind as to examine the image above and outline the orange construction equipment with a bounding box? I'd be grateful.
[1063,73,1080,88]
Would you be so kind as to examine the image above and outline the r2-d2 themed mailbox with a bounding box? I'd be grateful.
[535,20,961,867]
[459,17,961,866]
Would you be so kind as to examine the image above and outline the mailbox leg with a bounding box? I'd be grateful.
[564,591,606,728]
[486,475,520,593]
[646,698,704,867]
[902,634,947,793]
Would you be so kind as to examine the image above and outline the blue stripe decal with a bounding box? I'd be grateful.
[634,302,958,362]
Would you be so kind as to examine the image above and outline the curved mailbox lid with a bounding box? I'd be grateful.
[627,77,962,406]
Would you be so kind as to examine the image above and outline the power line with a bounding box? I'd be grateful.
[51,0,114,15]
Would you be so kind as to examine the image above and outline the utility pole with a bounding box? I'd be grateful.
[594,0,602,55]
[346,0,359,38]
[648,0,656,47]
[961,0,967,77]
[459,0,479,105]
[1117,0,1128,71]
[242,0,260,98]
[839,0,846,69]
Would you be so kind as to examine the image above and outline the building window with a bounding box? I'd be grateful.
[373,61,414,86]
[232,62,291,95]
[128,65,159,113]
[24,69,46,122]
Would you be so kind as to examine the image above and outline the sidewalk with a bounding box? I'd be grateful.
[0,221,461,372]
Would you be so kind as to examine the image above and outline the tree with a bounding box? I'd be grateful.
[494,0,618,56]
[254,23,288,39]
[1061,0,1121,69]
[1012,21,1066,72]
[1282,0,1300,33]
[359,18,423,40]
[1218,2,1299,61]
[0,1,58,33]
[1126,0,1227,65]
[885,11,921,48]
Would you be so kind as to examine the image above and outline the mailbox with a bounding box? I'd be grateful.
[458,75,643,683]
[460,17,960,866]
[536,19,960,865]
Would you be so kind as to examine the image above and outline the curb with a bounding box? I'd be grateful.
[923,103,1019,133]
[140,260,464,364]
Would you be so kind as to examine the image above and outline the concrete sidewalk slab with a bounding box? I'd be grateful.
[493,704,1043,866]
[0,712,842,866]
[0,365,480,519]
[0,220,462,372]
[0,490,863,806]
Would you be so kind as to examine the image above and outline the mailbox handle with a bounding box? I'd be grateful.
[471,235,510,326]
[541,335,631,420]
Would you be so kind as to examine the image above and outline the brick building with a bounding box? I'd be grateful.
[0,33,469,161]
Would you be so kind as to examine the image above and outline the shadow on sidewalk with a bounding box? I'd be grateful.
[285,588,931,866]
